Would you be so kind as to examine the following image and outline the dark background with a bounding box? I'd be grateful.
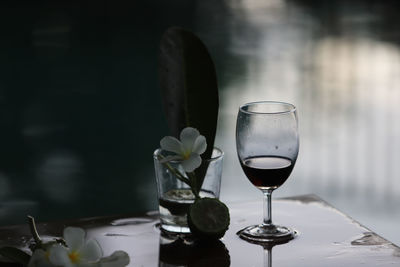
[0,0,193,223]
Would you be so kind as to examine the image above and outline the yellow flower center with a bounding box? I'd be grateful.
[68,251,80,263]
[183,151,191,160]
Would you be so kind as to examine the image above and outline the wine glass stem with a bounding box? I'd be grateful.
[263,190,273,226]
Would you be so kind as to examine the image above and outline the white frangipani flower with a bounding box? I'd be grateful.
[160,127,207,172]
[28,249,54,267]
[49,227,102,267]
[26,224,130,267]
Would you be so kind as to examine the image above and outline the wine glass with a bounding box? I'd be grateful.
[236,101,299,243]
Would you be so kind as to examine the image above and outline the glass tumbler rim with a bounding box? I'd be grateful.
[153,146,224,162]
[239,101,296,115]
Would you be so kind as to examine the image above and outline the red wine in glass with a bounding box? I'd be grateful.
[240,156,294,190]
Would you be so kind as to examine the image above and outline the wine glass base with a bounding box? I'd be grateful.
[237,224,296,244]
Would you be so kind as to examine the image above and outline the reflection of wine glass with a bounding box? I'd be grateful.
[264,245,273,267]
[262,240,290,267]
[236,101,299,243]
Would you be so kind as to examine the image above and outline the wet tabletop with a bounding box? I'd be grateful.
[0,195,399,266]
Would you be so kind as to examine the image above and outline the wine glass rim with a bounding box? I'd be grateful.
[239,101,296,115]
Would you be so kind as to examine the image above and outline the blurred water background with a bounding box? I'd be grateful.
[0,0,399,245]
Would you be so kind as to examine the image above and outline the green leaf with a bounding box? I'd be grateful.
[159,27,219,191]
[0,247,30,266]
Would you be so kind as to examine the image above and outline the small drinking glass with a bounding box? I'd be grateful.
[154,147,224,234]
[236,101,299,243]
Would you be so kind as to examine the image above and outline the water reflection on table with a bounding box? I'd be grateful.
[1,195,399,266]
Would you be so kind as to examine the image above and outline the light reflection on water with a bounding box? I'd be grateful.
[196,0,400,245]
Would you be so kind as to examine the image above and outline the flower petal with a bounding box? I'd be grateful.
[160,136,183,154]
[79,239,103,262]
[49,245,73,267]
[64,227,85,251]
[181,153,202,172]
[192,135,207,155]
[28,249,53,267]
[99,251,130,267]
[180,127,199,152]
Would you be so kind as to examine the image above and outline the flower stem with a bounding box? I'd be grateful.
[187,172,200,199]
[157,155,200,199]
[157,155,192,186]
[27,216,42,247]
